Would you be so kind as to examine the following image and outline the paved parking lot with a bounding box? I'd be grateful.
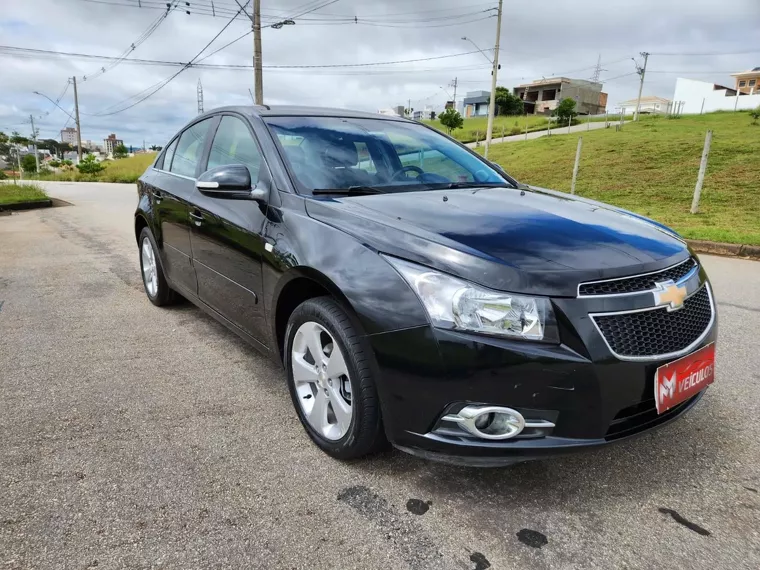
[2,181,760,569]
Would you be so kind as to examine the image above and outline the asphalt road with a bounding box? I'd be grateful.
[2,182,759,570]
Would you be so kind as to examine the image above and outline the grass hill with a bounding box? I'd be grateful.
[483,112,760,245]
[28,153,157,183]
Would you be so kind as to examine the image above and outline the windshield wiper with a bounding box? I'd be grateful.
[312,186,387,196]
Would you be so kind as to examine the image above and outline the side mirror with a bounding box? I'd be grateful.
[491,161,506,173]
[196,164,268,202]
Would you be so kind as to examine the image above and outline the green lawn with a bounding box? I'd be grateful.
[422,114,628,144]
[481,112,760,245]
[31,153,157,183]
[0,182,49,205]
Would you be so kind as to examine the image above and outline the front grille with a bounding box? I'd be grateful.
[579,258,697,296]
[605,395,698,440]
[593,285,712,358]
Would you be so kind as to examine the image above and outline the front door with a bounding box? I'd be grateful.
[189,114,270,346]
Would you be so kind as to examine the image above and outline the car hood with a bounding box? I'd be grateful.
[304,186,689,297]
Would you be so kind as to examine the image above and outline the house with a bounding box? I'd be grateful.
[412,108,435,120]
[673,77,760,114]
[731,67,760,94]
[513,78,607,115]
[462,91,490,117]
[618,96,671,115]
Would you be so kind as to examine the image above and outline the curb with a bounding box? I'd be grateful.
[0,199,53,212]
[687,239,760,261]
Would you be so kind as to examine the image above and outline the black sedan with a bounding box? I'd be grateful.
[135,106,717,466]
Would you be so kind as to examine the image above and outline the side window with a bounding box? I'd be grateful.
[354,142,376,173]
[207,116,262,181]
[170,119,212,178]
[159,138,178,170]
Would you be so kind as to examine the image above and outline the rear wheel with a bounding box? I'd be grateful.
[285,296,386,459]
[138,227,177,306]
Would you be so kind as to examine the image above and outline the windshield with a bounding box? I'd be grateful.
[264,116,512,194]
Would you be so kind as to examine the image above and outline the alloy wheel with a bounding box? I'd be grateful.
[141,236,158,298]
[291,321,353,440]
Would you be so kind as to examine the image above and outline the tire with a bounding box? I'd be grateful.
[138,226,177,307]
[284,296,386,459]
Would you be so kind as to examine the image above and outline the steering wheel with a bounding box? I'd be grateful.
[390,165,425,182]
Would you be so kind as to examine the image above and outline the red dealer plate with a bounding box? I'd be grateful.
[655,343,715,414]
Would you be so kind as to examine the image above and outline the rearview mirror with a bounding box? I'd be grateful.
[196,164,265,200]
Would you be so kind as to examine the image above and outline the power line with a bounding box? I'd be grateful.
[0,45,493,69]
[89,0,252,116]
[650,48,760,56]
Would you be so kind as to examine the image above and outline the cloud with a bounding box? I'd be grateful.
[1,0,758,147]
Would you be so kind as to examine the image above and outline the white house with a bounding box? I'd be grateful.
[618,96,671,115]
[673,78,760,114]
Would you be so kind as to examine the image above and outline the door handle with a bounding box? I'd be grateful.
[153,189,164,203]
[189,210,204,226]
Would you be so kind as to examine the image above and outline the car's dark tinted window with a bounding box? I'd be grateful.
[170,119,212,178]
[159,138,178,171]
[207,116,262,181]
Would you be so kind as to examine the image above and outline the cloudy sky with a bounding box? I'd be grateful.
[1,0,758,148]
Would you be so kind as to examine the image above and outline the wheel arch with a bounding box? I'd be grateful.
[271,267,357,363]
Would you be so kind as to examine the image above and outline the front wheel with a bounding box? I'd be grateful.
[285,296,386,459]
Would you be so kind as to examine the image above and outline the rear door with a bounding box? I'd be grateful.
[151,117,215,297]
[189,113,270,346]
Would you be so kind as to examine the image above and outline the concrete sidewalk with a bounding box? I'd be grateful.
[466,119,627,148]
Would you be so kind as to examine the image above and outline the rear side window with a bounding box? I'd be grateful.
[158,138,178,170]
[170,119,212,177]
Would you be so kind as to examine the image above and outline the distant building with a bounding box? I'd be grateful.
[462,91,490,117]
[393,105,406,118]
[730,67,760,94]
[618,95,671,115]
[673,77,760,114]
[60,127,78,145]
[104,133,124,155]
[412,108,435,120]
[513,78,607,115]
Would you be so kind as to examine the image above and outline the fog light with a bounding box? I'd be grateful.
[443,405,526,440]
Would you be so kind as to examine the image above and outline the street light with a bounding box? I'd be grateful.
[271,19,295,29]
[461,36,493,64]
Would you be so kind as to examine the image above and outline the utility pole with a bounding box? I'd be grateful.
[29,114,39,173]
[450,77,458,108]
[253,0,263,104]
[633,52,649,122]
[197,79,204,114]
[72,76,83,162]
[484,0,503,159]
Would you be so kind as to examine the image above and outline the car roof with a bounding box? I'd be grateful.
[200,105,412,122]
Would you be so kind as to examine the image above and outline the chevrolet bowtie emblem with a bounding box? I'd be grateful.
[653,280,688,311]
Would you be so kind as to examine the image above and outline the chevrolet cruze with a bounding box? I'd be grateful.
[135,106,717,466]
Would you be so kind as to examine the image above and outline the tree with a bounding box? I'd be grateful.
[21,153,37,173]
[0,131,9,161]
[113,144,129,159]
[439,108,464,135]
[149,145,163,151]
[553,98,578,123]
[492,86,524,116]
[76,154,105,174]
[10,131,29,146]
[62,159,73,166]
[750,105,760,125]
[49,159,61,168]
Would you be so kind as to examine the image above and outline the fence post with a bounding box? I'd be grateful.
[547,117,551,137]
[587,115,591,131]
[605,110,608,128]
[691,130,713,214]
[501,125,505,140]
[475,131,480,147]
[571,137,583,194]
[524,114,528,141]
[568,116,572,134]
[700,98,705,114]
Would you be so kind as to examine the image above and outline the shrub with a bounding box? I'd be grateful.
[76,154,105,174]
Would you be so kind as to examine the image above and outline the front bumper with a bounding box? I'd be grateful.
[368,319,717,466]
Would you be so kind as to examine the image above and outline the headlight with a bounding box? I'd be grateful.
[384,256,559,343]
